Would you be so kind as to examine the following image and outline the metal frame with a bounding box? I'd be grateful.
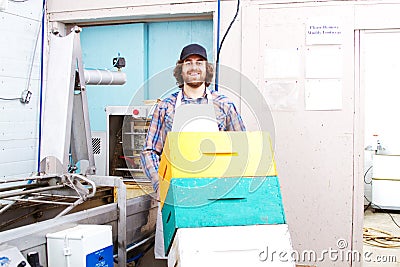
[0,174,96,218]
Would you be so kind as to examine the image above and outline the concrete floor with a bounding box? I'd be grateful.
[364,208,400,266]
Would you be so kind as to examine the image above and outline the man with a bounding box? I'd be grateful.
[140,43,245,259]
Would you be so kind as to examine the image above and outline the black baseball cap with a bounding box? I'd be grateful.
[179,44,208,61]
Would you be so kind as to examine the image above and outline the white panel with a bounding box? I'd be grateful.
[0,122,37,140]
[0,106,38,122]
[264,48,301,79]
[0,160,37,177]
[304,79,342,110]
[0,138,37,149]
[0,146,36,163]
[6,0,43,19]
[40,33,75,166]
[0,14,41,62]
[0,57,41,79]
[305,46,343,78]
[0,13,39,36]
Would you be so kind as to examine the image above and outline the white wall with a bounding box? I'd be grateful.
[0,0,43,178]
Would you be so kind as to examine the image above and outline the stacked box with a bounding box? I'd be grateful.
[158,131,285,256]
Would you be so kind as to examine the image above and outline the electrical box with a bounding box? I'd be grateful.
[46,224,113,267]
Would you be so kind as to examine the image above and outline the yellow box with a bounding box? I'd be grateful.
[158,131,277,207]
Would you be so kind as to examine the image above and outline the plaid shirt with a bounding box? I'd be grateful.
[140,88,246,191]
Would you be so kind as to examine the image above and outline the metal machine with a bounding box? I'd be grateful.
[0,27,157,267]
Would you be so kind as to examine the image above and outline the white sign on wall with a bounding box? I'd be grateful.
[305,46,343,78]
[306,17,343,45]
[264,48,301,78]
[305,79,342,110]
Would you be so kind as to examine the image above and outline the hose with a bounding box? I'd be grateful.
[363,227,400,248]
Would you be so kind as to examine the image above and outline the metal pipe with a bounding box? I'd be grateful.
[0,185,64,199]
[55,198,84,217]
[31,192,80,199]
[126,233,155,253]
[0,198,19,214]
[0,183,45,192]
[2,197,73,206]
[113,233,155,261]
[84,69,127,85]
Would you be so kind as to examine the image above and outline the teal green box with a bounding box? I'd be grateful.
[162,176,286,255]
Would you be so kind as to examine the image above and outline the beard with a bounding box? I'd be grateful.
[182,69,206,88]
[185,81,204,88]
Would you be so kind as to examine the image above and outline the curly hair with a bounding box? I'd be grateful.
[173,60,214,88]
